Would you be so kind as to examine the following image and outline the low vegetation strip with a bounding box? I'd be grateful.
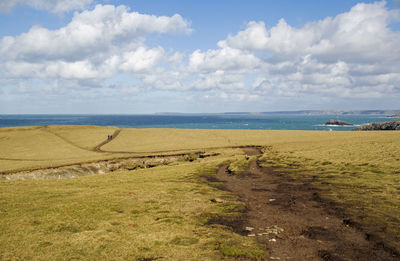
[2,151,217,180]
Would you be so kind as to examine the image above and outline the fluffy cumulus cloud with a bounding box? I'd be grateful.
[0,4,190,85]
[224,1,400,61]
[0,0,94,13]
[194,1,400,100]
[1,1,400,112]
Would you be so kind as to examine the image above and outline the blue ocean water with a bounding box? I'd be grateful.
[0,114,398,131]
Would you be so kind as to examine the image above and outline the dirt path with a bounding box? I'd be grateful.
[216,148,398,261]
[93,129,121,152]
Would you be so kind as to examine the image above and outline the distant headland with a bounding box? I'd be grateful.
[223,110,400,115]
[157,110,400,115]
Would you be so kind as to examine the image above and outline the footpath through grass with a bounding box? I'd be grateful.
[0,155,266,260]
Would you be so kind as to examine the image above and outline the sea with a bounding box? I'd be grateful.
[1,114,398,131]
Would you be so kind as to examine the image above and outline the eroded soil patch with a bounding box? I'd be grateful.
[215,149,399,260]
[2,151,217,180]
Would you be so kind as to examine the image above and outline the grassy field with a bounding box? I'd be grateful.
[3,125,396,173]
[0,126,123,172]
[1,125,399,258]
[101,128,364,153]
[0,154,266,260]
[44,125,118,151]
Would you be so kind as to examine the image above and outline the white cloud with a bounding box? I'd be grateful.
[196,1,400,100]
[189,46,260,72]
[119,47,164,73]
[1,1,400,112]
[140,68,189,90]
[0,0,94,14]
[0,4,190,84]
[224,1,400,62]
[0,5,189,62]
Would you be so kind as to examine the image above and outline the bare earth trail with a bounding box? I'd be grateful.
[216,147,398,261]
[93,129,121,152]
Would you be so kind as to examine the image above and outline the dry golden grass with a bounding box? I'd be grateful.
[101,128,362,153]
[0,126,100,160]
[0,126,125,173]
[1,125,400,257]
[45,125,118,150]
[0,158,266,260]
[1,126,399,174]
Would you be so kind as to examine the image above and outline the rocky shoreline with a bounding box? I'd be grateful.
[354,120,400,130]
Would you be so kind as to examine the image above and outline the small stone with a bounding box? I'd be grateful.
[245,226,254,231]
[269,199,276,202]
[248,234,256,237]
[269,238,276,242]
[270,257,281,260]
[210,198,223,203]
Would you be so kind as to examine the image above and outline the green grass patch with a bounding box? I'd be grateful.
[0,156,267,260]
[228,155,255,173]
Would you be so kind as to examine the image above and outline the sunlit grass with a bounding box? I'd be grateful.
[0,158,266,260]
[1,125,400,257]
[45,125,118,150]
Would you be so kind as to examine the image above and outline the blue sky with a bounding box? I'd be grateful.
[0,0,400,113]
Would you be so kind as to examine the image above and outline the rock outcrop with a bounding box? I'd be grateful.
[388,114,400,118]
[354,120,400,131]
[324,119,353,126]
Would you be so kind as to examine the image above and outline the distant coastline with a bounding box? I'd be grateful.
[157,110,400,116]
[0,113,397,131]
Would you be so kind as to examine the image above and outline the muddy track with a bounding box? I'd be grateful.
[216,148,399,261]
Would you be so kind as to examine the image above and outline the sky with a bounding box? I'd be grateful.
[0,0,400,114]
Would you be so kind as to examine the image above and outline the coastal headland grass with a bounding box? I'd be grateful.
[0,125,399,258]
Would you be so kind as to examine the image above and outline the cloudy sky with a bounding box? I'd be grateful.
[1,0,400,113]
